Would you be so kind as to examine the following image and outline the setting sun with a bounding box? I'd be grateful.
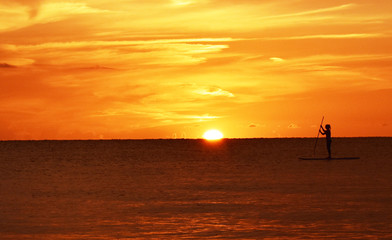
[203,129,224,140]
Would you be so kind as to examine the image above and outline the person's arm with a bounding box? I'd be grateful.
[319,125,325,135]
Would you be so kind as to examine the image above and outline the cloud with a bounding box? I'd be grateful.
[270,57,285,62]
[171,0,203,7]
[0,63,16,68]
[99,2,362,34]
[1,0,44,18]
[0,1,108,30]
[260,3,355,20]
[8,38,233,68]
[0,1,110,32]
[194,86,235,97]
[36,2,110,22]
[186,114,221,120]
[253,53,392,79]
[265,33,386,40]
[16,38,236,50]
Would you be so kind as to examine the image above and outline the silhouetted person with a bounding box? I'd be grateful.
[319,124,331,159]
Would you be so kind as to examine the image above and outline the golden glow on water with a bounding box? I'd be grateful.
[1,138,392,239]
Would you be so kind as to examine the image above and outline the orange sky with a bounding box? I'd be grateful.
[1,0,391,139]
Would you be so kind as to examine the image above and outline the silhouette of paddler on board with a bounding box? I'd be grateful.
[319,124,332,159]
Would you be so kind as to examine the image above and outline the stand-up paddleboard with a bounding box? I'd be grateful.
[299,156,359,160]
[301,117,360,161]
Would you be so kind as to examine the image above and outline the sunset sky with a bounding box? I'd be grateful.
[1,0,391,139]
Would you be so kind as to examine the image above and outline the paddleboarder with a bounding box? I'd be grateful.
[319,124,331,159]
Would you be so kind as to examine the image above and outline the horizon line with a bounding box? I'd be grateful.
[1,136,391,141]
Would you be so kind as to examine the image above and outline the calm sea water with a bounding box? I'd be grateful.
[0,138,391,239]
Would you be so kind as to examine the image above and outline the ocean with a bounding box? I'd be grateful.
[0,138,391,239]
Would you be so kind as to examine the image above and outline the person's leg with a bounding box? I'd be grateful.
[327,140,331,158]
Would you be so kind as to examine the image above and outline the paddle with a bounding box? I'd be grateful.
[313,116,324,156]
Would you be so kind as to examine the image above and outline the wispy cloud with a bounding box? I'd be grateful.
[6,38,234,67]
[0,63,16,68]
[194,86,235,97]
[1,0,44,18]
[270,57,285,62]
[15,38,236,50]
[0,1,109,32]
[35,2,110,21]
[264,33,387,40]
[260,3,356,20]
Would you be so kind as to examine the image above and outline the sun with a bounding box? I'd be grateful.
[203,129,224,140]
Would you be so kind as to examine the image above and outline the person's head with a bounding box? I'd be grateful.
[325,124,331,129]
